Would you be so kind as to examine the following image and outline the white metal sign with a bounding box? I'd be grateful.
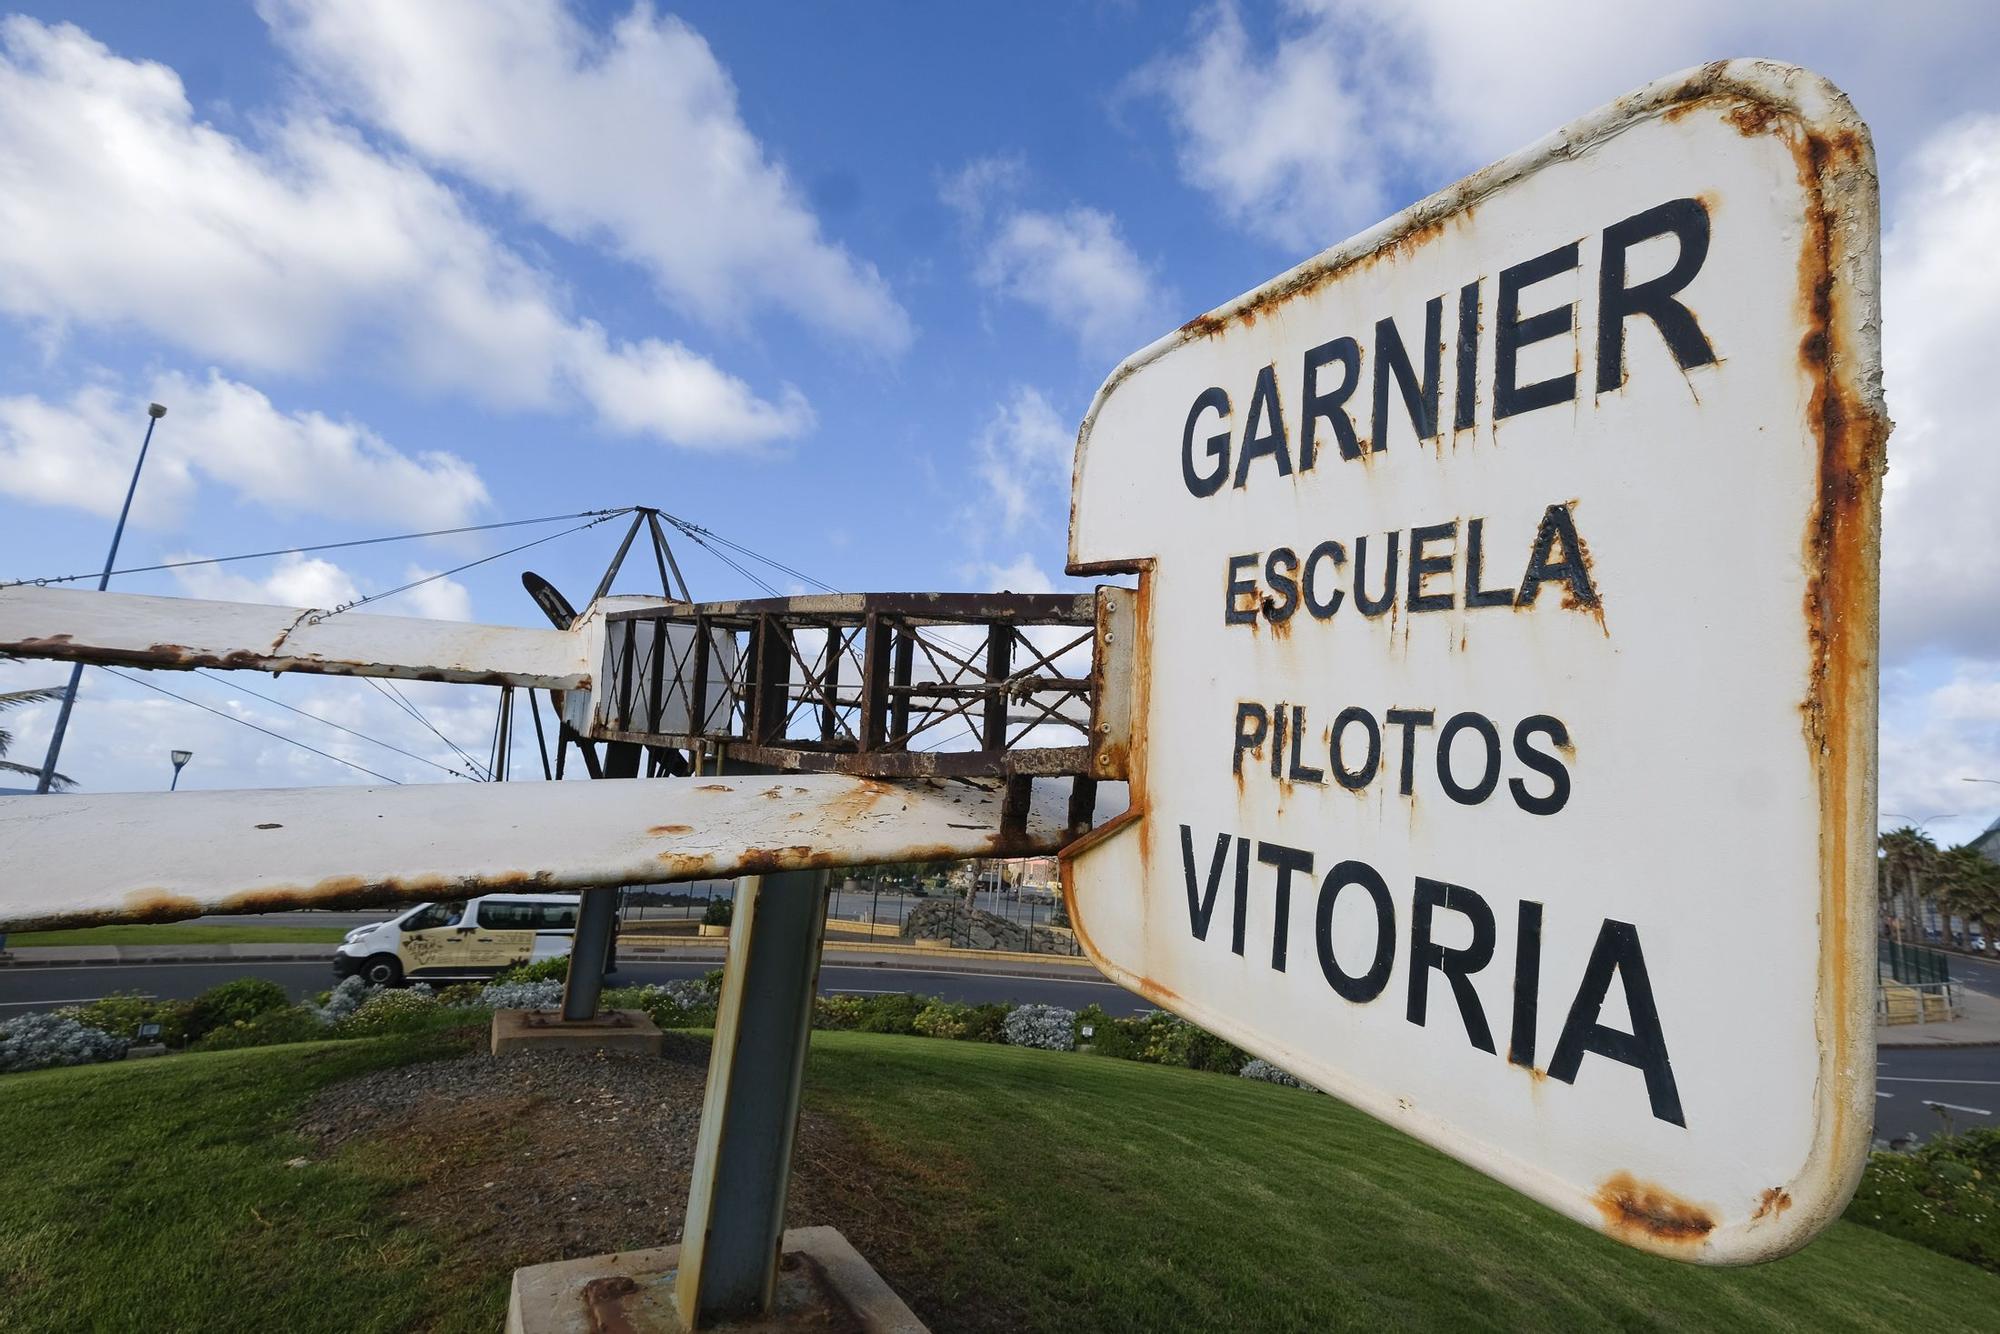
[1062,61,1884,1263]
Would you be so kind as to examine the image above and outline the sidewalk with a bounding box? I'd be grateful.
[1878,984,2000,1048]
[0,943,337,967]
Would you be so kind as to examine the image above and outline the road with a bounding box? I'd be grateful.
[1872,1046,2000,1144]
[0,958,1150,1018]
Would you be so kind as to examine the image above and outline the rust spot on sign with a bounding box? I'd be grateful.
[695,783,731,792]
[650,824,694,836]
[1725,102,1781,137]
[1751,1187,1793,1221]
[1594,1173,1716,1246]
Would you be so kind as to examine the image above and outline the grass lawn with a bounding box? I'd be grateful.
[1,1028,1996,1332]
[5,924,346,946]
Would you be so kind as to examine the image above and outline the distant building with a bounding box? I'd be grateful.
[1975,814,2000,866]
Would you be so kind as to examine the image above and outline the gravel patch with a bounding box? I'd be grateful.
[300,1035,721,1265]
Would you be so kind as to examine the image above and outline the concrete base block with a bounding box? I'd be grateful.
[506,1226,927,1334]
[489,1008,664,1058]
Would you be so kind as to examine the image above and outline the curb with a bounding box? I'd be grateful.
[0,950,335,968]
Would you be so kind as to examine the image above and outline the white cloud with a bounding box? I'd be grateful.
[945,157,1167,354]
[0,370,489,529]
[968,387,1073,538]
[1132,2,1426,253]
[0,17,809,449]
[169,552,362,609]
[397,567,475,623]
[1879,115,2000,662]
[261,0,911,352]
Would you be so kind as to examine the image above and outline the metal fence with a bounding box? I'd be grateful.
[1880,938,1952,986]
[622,880,1078,955]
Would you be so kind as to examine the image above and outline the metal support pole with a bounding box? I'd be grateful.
[562,888,618,1021]
[675,867,831,1327]
[36,403,166,793]
[559,740,640,1020]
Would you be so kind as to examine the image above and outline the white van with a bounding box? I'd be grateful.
[332,893,615,987]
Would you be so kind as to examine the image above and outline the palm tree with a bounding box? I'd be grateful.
[1937,844,2000,955]
[0,655,73,790]
[1878,826,1939,945]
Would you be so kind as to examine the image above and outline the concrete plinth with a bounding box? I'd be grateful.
[506,1226,927,1334]
[489,1008,664,1058]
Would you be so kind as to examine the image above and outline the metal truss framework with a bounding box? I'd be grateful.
[593,592,1103,781]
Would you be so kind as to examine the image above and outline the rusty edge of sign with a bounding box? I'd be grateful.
[1059,59,1886,1266]
[0,774,1111,933]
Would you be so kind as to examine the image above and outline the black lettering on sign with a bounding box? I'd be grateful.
[1509,900,1544,1068]
[1257,841,1314,972]
[1181,825,1231,942]
[1225,552,1260,625]
[1331,706,1381,790]
[1231,836,1251,957]
[1301,337,1362,466]
[1548,919,1685,1128]
[1287,706,1324,785]
[1316,859,1396,1003]
[1264,548,1299,623]
[1406,878,1497,1054]
[1385,708,1436,796]
[1597,198,1717,393]
[1232,703,1268,777]
[1182,386,1231,498]
[1510,715,1572,815]
[1406,521,1456,613]
[1353,533,1400,617]
[1516,503,1598,609]
[1436,711,1502,805]
[1463,517,1516,607]
[1494,240,1580,419]
[1372,297,1444,450]
[1270,702,1286,780]
[1302,540,1346,619]
[1234,364,1292,489]
[1454,278,1480,431]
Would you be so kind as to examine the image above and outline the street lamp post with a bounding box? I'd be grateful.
[34,402,168,794]
[169,750,192,792]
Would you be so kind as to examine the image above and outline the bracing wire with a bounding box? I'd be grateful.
[5,508,631,589]
[193,670,480,781]
[364,677,490,780]
[100,667,405,785]
[304,510,628,622]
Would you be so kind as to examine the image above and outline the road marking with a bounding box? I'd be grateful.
[1878,1077,2000,1087]
[1875,1091,1895,1099]
[1922,1100,1994,1117]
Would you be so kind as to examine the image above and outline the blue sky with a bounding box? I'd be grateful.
[1,1,1998,847]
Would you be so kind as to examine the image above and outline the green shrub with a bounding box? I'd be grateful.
[190,1005,327,1052]
[334,989,440,1038]
[434,982,487,1008]
[855,993,925,1035]
[702,898,733,926]
[494,955,571,985]
[185,978,290,1041]
[813,995,867,1030]
[912,1001,976,1040]
[66,992,192,1046]
[960,1002,1012,1043]
[1850,1129,2000,1272]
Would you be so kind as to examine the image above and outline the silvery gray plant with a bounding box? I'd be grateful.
[1002,1003,1077,1051]
[1239,1058,1318,1092]
[0,1010,128,1073]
